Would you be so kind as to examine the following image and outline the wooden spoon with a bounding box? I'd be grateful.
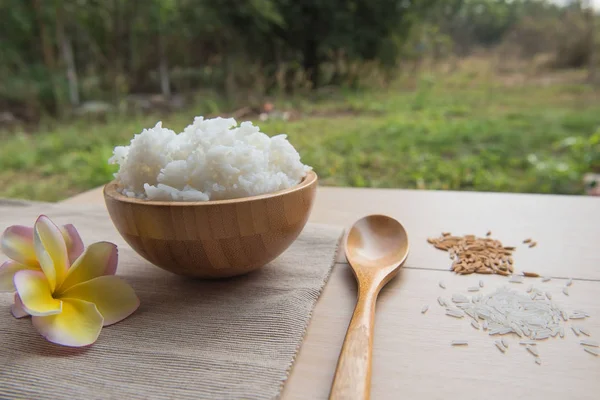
[329,215,409,400]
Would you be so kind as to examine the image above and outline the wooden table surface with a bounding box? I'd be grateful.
[63,186,600,399]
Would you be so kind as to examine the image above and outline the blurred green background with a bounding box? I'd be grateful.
[1,0,599,201]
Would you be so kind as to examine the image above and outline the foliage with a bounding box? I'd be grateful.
[0,0,439,118]
[425,0,597,68]
[1,63,599,201]
[422,0,527,54]
[556,128,600,174]
[501,2,597,69]
[2,0,598,120]
[1,1,599,201]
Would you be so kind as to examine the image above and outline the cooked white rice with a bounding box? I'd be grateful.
[109,117,312,201]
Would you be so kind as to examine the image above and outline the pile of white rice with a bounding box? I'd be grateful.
[109,117,312,201]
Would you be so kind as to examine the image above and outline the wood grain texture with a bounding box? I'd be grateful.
[330,215,409,400]
[66,186,600,278]
[287,266,600,400]
[284,189,600,400]
[63,186,600,399]
[103,171,317,278]
[310,188,600,279]
[329,292,375,400]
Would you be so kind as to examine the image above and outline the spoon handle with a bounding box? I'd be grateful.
[329,286,379,400]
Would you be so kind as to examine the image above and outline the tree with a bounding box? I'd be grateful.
[266,0,439,87]
[583,0,598,83]
[32,0,64,115]
[56,0,79,106]
[0,0,442,117]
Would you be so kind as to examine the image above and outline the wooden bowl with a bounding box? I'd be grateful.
[103,171,317,278]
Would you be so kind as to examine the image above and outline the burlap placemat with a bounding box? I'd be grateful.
[0,202,343,400]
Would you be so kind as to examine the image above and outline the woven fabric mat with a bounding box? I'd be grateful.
[0,202,343,400]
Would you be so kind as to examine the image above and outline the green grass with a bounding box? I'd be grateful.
[1,66,599,201]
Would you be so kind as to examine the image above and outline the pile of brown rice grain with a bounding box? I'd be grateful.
[427,232,515,275]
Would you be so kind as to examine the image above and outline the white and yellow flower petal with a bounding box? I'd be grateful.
[58,242,117,292]
[11,293,29,318]
[14,270,62,316]
[1,225,37,267]
[60,224,84,264]
[59,275,139,326]
[0,260,37,292]
[32,298,104,347]
[33,215,69,291]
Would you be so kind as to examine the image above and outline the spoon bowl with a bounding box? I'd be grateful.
[330,215,409,400]
[345,214,409,279]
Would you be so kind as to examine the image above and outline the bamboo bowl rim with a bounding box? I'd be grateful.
[104,170,318,206]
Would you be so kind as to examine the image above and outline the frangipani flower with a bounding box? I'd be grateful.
[0,222,84,291]
[0,215,139,347]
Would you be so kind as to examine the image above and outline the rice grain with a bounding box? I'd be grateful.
[519,340,537,345]
[509,275,524,284]
[573,310,590,317]
[110,118,311,201]
[452,294,470,303]
[494,340,506,353]
[446,309,465,318]
[578,327,590,336]
[526,345,539,357]
[427,234,517,276]
[534,332,550,340]
[584,347,599,356]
